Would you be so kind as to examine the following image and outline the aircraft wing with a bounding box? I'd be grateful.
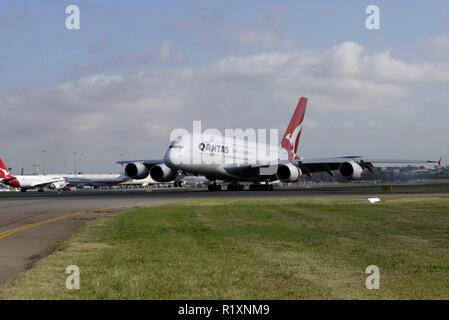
[117,159,164,169]
[235,156,440,177]
[293,156,441,174]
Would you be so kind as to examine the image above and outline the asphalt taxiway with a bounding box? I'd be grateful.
[0,185,448,288]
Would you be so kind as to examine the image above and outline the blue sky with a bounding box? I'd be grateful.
[2,0,448,89]
[1,1,448,173]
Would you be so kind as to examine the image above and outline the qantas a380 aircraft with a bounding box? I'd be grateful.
[0,158,67,192]
[119,97,441,191]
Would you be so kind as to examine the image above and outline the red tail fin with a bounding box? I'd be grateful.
[281,97,308,160]
[0,157,13,179]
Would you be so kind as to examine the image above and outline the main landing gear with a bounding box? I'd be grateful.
[249,183,273,191]
[207,181,274,192]
[173,181,183,187]
[207,182,221,192]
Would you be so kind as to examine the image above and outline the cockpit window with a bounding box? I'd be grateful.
[169,136,183,149]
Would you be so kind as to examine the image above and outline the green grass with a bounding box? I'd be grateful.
[1,197,448,299]
[335,186,449,194]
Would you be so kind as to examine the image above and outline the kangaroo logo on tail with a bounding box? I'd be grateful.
[0,158,12,179]
[281,97,308,160]
[285,124,302,154]
[0,168,10,178]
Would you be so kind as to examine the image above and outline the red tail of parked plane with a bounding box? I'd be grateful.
[0,157,14,179]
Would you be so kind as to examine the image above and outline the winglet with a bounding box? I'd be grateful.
[438,158,442,167]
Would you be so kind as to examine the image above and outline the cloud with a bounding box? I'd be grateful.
[422,34,449,60]
[1,41,447,172]
[71,41,187,78]
[88,36,109,55]
[235,30,296,51]
[159,40,171,63]
[167,6,296,51]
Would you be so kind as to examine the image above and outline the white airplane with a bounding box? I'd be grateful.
[65,175,130,189]
[174,176,211,188]
[0,158,67,192]
[118,97,441,191]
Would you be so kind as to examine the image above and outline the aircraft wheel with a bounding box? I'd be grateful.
[208,184,221,192]
[227,183,243,191]
[249,184,260,191]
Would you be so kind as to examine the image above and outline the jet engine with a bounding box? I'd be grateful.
[124,162,149,179]
[276,164,302,182]
[150,164,176,182]
[338,161,363,179]
[50,182,62,190]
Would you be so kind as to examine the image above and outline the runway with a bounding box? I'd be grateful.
[2,182,449,199]
[0,185,448,287]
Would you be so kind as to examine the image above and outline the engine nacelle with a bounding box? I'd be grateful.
[50,182,61,190]
[150,164,176,182]
[124,162,149,179]
[276,164,302,182]
[339,161,363,179]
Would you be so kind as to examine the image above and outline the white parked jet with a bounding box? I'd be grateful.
[65,175,130,189]
[118,97,441,191]
[0,158,67,192]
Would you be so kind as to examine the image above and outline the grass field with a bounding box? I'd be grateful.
[336,186,449,194]
[0,196,448,299]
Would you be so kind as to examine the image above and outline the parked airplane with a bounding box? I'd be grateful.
[0,158,67,192]
[0,182,9,192]
[65,175,130,189]
[118,97,441,191]
[174,176,211,188]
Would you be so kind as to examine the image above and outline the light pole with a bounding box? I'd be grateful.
[32,164,40,175]
[73,152,77,176]
[119,154,125,174]
[64,160,67,175]
[41,150,46,175]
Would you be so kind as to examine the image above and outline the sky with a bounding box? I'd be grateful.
[1,0,448,173]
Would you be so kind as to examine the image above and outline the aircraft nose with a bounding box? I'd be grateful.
[164,148,175,166]
[165,147,182,166]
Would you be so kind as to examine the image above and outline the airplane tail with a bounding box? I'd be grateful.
[0,157,14,179]
[281,97,308,160]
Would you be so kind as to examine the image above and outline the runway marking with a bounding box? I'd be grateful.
[0,202,150,240]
